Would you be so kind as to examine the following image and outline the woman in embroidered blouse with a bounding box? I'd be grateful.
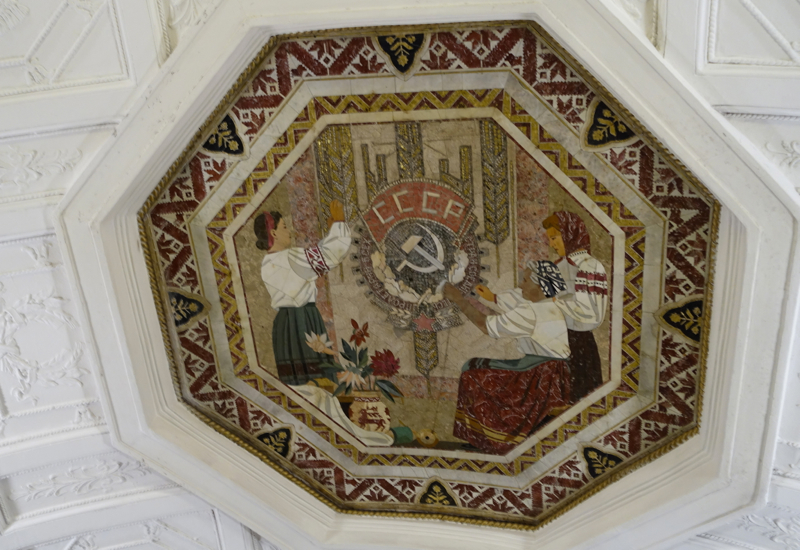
[444,210,608,454]
[255,200,350,386]
[541,211,608,399]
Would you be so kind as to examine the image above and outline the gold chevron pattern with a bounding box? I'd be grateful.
[313,89,504,115]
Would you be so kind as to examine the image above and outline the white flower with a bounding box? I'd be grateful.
[305,333,335,355]
[337,369,365,388]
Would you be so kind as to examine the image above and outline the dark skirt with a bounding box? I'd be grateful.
[272,303,329,385]
[567,330,603,402]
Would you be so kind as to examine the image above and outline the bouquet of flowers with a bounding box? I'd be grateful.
[305,319,404,402]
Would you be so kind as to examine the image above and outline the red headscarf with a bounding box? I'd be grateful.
[553,211,591,256]
[263,212,276,250]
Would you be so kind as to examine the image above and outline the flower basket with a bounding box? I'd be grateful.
[306,319,404,405]
[346,390,391,434]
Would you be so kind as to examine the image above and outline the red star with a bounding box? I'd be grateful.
[413,314,436,332]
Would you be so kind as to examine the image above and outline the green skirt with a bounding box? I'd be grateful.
[273,303,329,385]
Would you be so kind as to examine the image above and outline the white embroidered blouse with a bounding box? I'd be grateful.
[553,250,609,332]
[484,250,608,359]
[486,290,571,359]
[260,222,351,309]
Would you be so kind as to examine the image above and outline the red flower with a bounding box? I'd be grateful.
[371,349,400,378]
[350,319,369,347]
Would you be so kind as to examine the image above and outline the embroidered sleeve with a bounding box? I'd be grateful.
[304,246,330,277]
[286,222,352,280]
[554,255,608,330]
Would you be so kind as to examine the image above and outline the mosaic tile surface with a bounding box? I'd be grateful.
[140,24,718,528]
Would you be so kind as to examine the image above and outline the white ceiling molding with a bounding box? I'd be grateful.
[55,1,800,548]
[707,0,800,69]
[148,0,173,65]
[1,456,170,529]
[0,148,81,190]
[0,1,29,36]
[0,1,794,549]
[0,129,115,208]
[655,0,800,201]
[0,0,129,97]
[169,0,214,32]
[720,117,800,189]
[0,483,240,550]
[0,121,118,145]
[3,499,267,550]
[0,434,179,533]
[663,0,800,116]
[774,441,800,483]
[696,495,800,550]
[0,231,104,455]
[766,142,800,171]
[605,0,666,51]
[0,1,156,134]
[147,0,221,67]
[716,109,800,123]
[691,533,764,549]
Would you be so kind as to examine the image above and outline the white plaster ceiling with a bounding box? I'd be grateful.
[0,1,798,549]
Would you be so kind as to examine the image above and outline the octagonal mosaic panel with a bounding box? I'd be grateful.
[140,23,718,528]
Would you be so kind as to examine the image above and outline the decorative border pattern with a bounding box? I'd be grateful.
[138,23,719,529]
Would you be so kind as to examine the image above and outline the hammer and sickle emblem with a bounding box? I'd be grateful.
[390,225,446,273]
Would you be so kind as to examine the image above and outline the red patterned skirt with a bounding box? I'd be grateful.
[453,357,571,454]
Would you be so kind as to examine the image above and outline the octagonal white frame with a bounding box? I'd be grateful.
[55,1,800,549]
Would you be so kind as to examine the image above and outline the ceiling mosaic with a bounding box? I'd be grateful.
[139,23,718,528]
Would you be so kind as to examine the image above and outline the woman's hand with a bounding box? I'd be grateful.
[474,284,495,302]
[328,200,346,228]
[520,268,546,302]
